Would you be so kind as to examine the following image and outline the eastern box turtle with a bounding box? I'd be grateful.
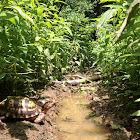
[0,96,55,123]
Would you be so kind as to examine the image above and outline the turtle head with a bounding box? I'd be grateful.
[42,99,55,112]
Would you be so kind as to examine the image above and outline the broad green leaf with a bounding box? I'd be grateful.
[35,0,39,6]
[44,48,50,59]
[116,0,140,39]
[18,46,28,54]
[97,8,119,29]
[15,15,19,23]
[59,17,65,22]
[42,69,46,75]
[8,17,16,25]
[50,32,55,38]
[49,6,58,11]
[19,58,25,63]
[45,22,53,28]
[0,11,16,20]
[100,0,120,3]
[131,60,138,63]
[31,0,37,8]
[75,61,80,66]
[120,54,133,57]
[9,5,35,25]
[120,53,140,58]
[64,26,73,36]
[123,75,130,79]
[55,0,67,4]
[54,13,59,19]
[132,110,140,116]
[37,7,44,16]
[61,68,66,73]
[27,67,34,72]
[135,98,140,102]
[0,73,6,79]
[37,45,43,52]
[21,34,26,44]
[103,5,122,9]
[23,44,38,46]
[18,1,24,5]
[0,11,7,17]
[49,37,63,42]
[90,18,100,21]
[111,124,123,130]
[35,36,41,41]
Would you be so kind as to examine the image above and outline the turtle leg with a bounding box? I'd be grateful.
[0,116,7,122]
[0,116,6,120]
[34,113,45,123]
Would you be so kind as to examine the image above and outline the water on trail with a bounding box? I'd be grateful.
[56,93,110,140]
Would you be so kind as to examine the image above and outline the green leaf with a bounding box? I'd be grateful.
[37,7,44,16]
[0,11,16,20]
[111,124,123,130]
[122,75,130,80]
[90,18,100,21]
[116,0,140,39]
[18,46,28,54]
[135,98,140,102]
[31,0,37,8]
[64,26,73,36]
[50,32,55,38]
[103,4,122,9]
[35,36,41,41]
[120,53,140,58]
[75,61,80,66]
[9,5,35,25]
[44,48,50,55]
[49,37,63,42]
[55,0,67,4]
[0,73,6,79]
[35,0,39,6]
[97,8,119,29]
[8,17,16,25]
[37,45,43,52]
[45,22,53,28]
[15,15,19,23]
[131,110,140,116]
[59,17,65,22]
[100,0,121,3]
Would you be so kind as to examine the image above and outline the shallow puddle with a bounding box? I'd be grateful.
[56,94,110,140]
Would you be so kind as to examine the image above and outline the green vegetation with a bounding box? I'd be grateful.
[0,0,76,95]
[0,0,140,113]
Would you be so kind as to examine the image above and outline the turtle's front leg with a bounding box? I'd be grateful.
[0,116,6,122]
[34,112,45,123]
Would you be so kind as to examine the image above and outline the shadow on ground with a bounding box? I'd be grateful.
[2,120,38,140]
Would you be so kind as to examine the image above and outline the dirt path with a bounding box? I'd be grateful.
[0,74,139,140]
[0,86,71,140]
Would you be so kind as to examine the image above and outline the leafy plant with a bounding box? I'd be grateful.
[92,0,140,82]
[0,0,74,95]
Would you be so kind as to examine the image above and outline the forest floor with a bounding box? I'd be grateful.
[0,72,139,140]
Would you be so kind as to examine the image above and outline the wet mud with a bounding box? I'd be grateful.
[0,73,139,140]
[56,93,110,140]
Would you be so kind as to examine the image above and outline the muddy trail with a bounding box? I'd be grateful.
[0,73,139,140]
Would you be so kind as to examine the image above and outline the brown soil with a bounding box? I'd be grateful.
[0,86,71,140]
[0,73,140,140]
[88,82,140,140]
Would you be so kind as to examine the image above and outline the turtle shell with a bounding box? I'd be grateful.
[0,96,42,119]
